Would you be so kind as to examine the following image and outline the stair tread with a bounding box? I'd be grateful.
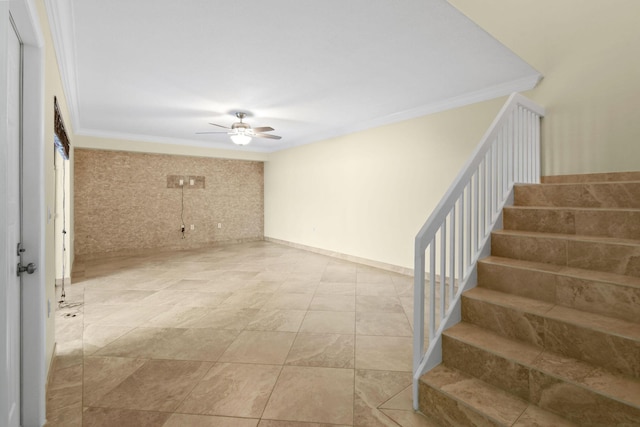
[505,205,640,212]
[513,405,579,427]
[479,256,640,290]
[541,171,640,184]
[464,287,554,315]
[421,365,528,425]
[492,229,640,246]
[519,180,640,186]
[420,365,576,426]
[445,322,542,363]
[464,287,640,341]
[534,349,640,408]
[445,322,640,407]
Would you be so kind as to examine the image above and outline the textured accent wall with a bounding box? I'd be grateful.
[74,148,263,259]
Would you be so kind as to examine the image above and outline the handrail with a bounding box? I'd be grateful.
[412,93,545,409]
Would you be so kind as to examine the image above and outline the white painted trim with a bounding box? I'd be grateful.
[274,73,543,152]
[74,73,541,154]
[75,127,273,153]
[264,237,413,277]
[44,343,56,390]
[335,74,543,140]
[0,3,12,425]
[9,1,46,425]
[43,0,80,130]
[38,0,543,158]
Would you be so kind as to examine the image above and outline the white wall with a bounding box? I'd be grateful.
[265,98,504,270]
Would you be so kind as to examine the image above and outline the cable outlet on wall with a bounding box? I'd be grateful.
[217,223,222,229]
[190,224,195,230]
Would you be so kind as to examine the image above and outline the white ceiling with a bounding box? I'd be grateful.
[46,0,541,153]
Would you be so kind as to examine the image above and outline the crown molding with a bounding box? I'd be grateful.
[344,74,543,139]
[274,73,542,152]
[75,73,541,155]
[75,128,274,154]
[43,0,81,131]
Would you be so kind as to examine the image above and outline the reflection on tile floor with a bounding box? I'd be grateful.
[46,241,437,426]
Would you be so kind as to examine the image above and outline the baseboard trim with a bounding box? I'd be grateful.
[264,237,413,277]
[45,342,57,391]
[73,237,264,263]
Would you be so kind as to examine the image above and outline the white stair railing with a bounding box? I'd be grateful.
[412,93,545,409]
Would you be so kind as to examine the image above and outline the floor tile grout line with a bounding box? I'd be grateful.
[169,357,219,416]
[256,354,286,422]
[54,242,419,425]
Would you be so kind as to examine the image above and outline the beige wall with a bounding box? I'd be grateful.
[266,1,640,271]
[450,0,640,176]
[37,0,75,374]
[54,149,71,283]
[265,99,504,270]
[74,149,264,259]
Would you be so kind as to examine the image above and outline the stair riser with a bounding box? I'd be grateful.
[418,381,504,427]
[544,319,640,378]
[514,182,640,208]
[531,370,640,426]
[442,335,530,400]
[491,232,640,278]
[461,296,640,377]
[477,261,640,323]
[461,295,545,347]
[503,207,640,240]
[442,335,640,426]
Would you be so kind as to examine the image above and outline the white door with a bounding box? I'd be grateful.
[3,18,22,427]
[2,1,46,424]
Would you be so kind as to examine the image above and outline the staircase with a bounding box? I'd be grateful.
[418,172,640,426]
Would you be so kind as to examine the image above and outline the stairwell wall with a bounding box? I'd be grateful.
[37,0,74,376]
[264,99,504,270]
[449,0,640,176]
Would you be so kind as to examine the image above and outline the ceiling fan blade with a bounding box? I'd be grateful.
[254,133,282,140]
[209,122,231,129]
[252,126,274,133]
[196,131,229,134]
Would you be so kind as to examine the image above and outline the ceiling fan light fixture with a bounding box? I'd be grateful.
[199,111,280,144]
[230,133,252,145]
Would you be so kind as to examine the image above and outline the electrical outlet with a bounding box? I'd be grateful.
[179,179,184,186]
[181,224,185,232]
[217,223,222,229]
[190,179,194,186]
[190,224,195,230]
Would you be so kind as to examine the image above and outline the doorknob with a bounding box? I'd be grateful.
[17,262,37,276]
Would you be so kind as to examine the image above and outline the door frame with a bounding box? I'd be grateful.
[3,0,45,425]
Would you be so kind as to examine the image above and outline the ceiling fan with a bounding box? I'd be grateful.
[196,112,282,146]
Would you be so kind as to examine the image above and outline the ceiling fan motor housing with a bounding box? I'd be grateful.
[231,122,250,131]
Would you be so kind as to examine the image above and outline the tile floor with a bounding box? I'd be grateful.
[46,241,437,426]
